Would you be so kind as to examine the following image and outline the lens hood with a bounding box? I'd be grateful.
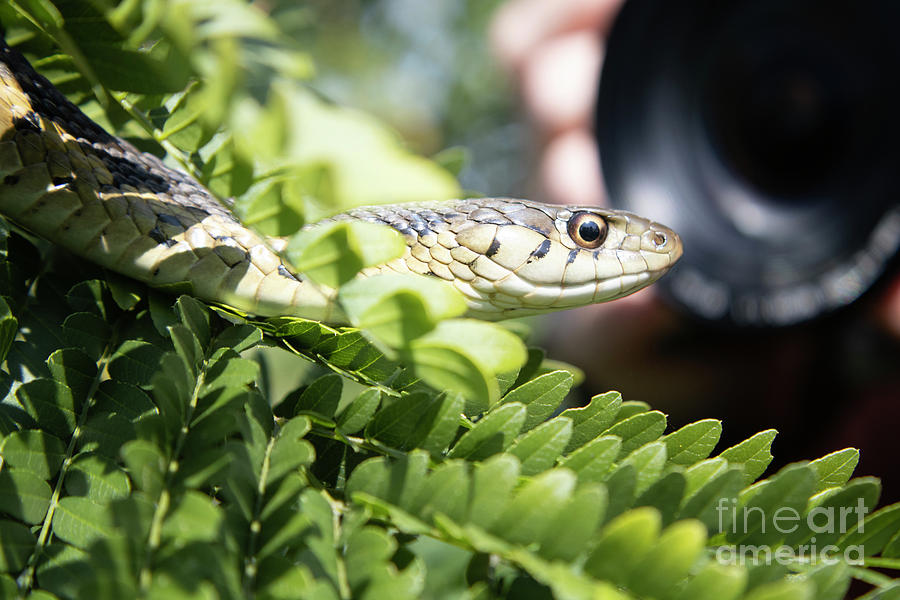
[596,0,900,325]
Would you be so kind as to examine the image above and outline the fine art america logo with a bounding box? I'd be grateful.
[713,497,869,566]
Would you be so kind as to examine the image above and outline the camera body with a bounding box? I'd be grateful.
[596,0,900,325]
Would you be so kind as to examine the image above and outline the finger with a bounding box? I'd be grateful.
[520,30,602,133]
[540,129,606,206]
[875,275,900,338]
[491,0,625,72]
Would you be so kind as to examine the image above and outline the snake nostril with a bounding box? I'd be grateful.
[652,231,667,248]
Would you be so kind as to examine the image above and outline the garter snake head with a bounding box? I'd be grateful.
[340,198,682,319]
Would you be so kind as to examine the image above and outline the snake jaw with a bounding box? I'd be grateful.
[478,205,681,316]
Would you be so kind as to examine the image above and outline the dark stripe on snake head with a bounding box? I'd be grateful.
[504,207,555,236]
[157,213,181,227]
[530,239,552,260]
[486,238,501,258]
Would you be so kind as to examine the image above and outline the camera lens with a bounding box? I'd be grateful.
[705,42,851,199]
[596,0,900,325]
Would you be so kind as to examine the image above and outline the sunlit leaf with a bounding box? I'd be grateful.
[448,403,526,460]
[407,319,526,412]
[664,419,722,466]
[561,391,622,453]
[604,411,667,458]
[720,430,778,486]
[285,221,405,289]
[500,370,573,431]
[809,448,859,494]
[339,273,466,347]
[507,418,572,476]
[583,507,661,584]
[558,435,621,484]
[65,453,132,503]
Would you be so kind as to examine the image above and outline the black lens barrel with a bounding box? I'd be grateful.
[597,0,900,325]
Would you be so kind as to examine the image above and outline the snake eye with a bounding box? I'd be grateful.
[567,212,608,249]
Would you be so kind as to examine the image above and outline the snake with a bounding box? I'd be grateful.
[0,39,682,325]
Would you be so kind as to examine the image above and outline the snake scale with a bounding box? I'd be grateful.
[0,39,682,324]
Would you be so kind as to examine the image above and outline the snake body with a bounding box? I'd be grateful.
[0,40,682,323]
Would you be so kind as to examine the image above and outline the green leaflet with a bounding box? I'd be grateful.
[501,370,574,431]
[52,496,116,549]
[17,379,78,440]
[627,520,707,598]
[294,373,343,422]
[636,471,687,526]
[583,507,662,583]
[406,319,528,412]
[366,391,463,454]
[558,435,621,483]
[285,221,406,289]
[561,390,622,452]
[809,448,860,493]
[0,520,35,572]
[507,418,573,476]
[673,563,748,600]
[339,273,467,347]
[837,502,900,557]
[0,296,18,362]
[726,463,818,547]
[0,469,51,524]
[61,312,111,361]
[605,410,668,458]
[448,404,527,460]
[664,419,723,466]
[720,429,779,485]
[785,477,882,547]
[65,454,131,503]
[0,430,67,479]
[336,388,382,435]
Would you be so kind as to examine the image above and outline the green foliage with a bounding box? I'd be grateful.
[286,222,407,289]
[1,2,899,599]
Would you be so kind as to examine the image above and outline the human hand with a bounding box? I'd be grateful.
[489,0,900,507]
[490,0,624,207]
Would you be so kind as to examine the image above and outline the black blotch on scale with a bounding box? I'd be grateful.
[528,239,552,262]
[486,238,501,258]
[148,226,177,248]
[12,113,40,133]
[278,264,301,282]
[566,249,578,264]
[408,216,429,236]
[157,213,181,227]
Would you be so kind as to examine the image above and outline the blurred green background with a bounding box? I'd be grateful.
[282,0,527,197]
